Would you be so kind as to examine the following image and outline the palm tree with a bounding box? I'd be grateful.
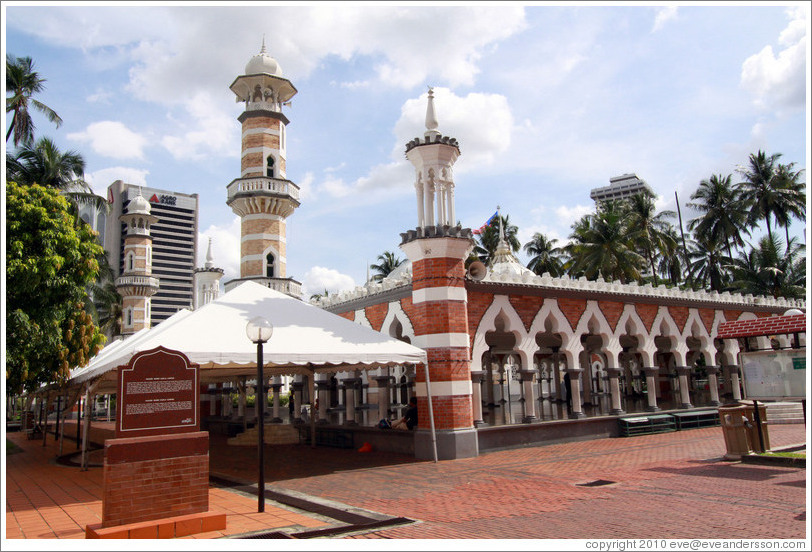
[657,227,687,287]
[623,191,677,286]
[473,214,520,265]
[736,150,803,245]
[565,201,644,284]
[687,173,750,259]
[771,162,806,249]
[728,235,805,299]
[370,251,405,282]
[687,236,731,292]
[523,232,565,276]
[87,254,123,339]
[6,55,63,147]
[7,137,107,211]
[309,289,330,302]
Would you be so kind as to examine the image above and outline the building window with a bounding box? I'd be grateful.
[266,155,275,178]
[126,308,133,327]
[127,253,134,271]
[266,253,275,278]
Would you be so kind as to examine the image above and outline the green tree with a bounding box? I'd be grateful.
[737,150,804,245]
[728,235,805,299]
[624,191,677,286]
[86,253,123,339]
[687,173,750,259]
[6,54,63,147]
[523,232,565,277]
[473,214,520,266]
[370,251,405,282]
[6,182,106,393]
[771,162,806,249]
[565,201,644,284]
[687,236,731,292]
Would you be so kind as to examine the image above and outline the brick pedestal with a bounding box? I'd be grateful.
[102,431,210,528]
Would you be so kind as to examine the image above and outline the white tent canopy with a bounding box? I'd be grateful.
[68,281,427,393]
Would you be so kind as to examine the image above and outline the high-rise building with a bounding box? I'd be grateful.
[589,173,654,203]
[105,180,199,326]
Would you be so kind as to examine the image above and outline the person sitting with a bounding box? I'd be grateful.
[392,396,418,430]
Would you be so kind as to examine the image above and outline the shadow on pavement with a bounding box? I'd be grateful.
[645,463,801,481]
[208,433,423,482]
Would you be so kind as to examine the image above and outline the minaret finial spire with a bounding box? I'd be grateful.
[205,237,214,269]
[261,34,267,54]
[425,86,440,139]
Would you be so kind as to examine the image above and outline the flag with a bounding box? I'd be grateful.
[472,211,498,235]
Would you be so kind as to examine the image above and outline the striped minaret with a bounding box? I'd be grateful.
[400,89,478,460]
[225,39,302,298]
[116,188,160,336]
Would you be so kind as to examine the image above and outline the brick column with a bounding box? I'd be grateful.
[706,366,721,406]
[270,382,283,422]
[316,379,331,423]
[520,370,537,422]
[676,366,694,409]
[643,367,660,411]
[470,371,485,426]
[606,367,625,415]
[725,365,743,400]
[342,377,358,426]
[566,368,586,419]
[401,230,478,460]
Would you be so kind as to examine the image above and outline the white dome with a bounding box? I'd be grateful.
[128,190,151,215]
[245,49,282,77]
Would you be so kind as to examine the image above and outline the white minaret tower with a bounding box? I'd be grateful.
[225,39,301,297]
[193,238,224,309]
[405,88,461,229]
[116,188,160,336]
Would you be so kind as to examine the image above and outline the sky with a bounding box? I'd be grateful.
[4,2,809,299]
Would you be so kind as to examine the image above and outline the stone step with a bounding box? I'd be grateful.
[764,401,805,425]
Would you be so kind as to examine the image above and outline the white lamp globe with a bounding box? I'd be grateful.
[246,316,273,343]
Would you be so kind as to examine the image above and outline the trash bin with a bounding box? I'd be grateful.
[739,400,770,453]
[718,404,753,460]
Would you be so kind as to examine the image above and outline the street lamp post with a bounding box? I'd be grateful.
[246,316,273,513]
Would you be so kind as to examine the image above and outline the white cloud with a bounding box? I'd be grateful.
[555,204,593,227]
[198,217,242,286]
[160,92,239,160]
[302,266,356,298]
[740,7,808,109]
[86,88,113,104]
[67,121,148,159]
[394,87,514,171]
[85,167,149,197]
[652,6,678,33]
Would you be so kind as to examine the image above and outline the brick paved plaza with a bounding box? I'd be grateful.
[4,423,808,541]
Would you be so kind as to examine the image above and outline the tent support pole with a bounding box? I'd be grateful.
[422,363,438,463]
[308,366,316,448]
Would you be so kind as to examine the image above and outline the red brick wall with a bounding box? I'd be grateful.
[635,303,659,332]
[668,306,690,333]
[400,296,418,326]
[412,302,469,335]
[598,300,624,332]
[417,395,472,430]
[336,311,354,322]
[412,258,466,289]
[698,308,716,335]
[365,303,388,332]
[102,433,209,528]
[466,292,494,346]
[558,298,587,330]
[509,295,545,332]
[724,310,743,322]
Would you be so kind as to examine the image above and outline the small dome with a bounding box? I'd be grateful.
[128,189,151,215]
[245,41,283,77]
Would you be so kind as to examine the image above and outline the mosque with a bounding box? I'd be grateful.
[117,43,807,461]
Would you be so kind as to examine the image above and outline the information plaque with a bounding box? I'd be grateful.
[116,346,200,438]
